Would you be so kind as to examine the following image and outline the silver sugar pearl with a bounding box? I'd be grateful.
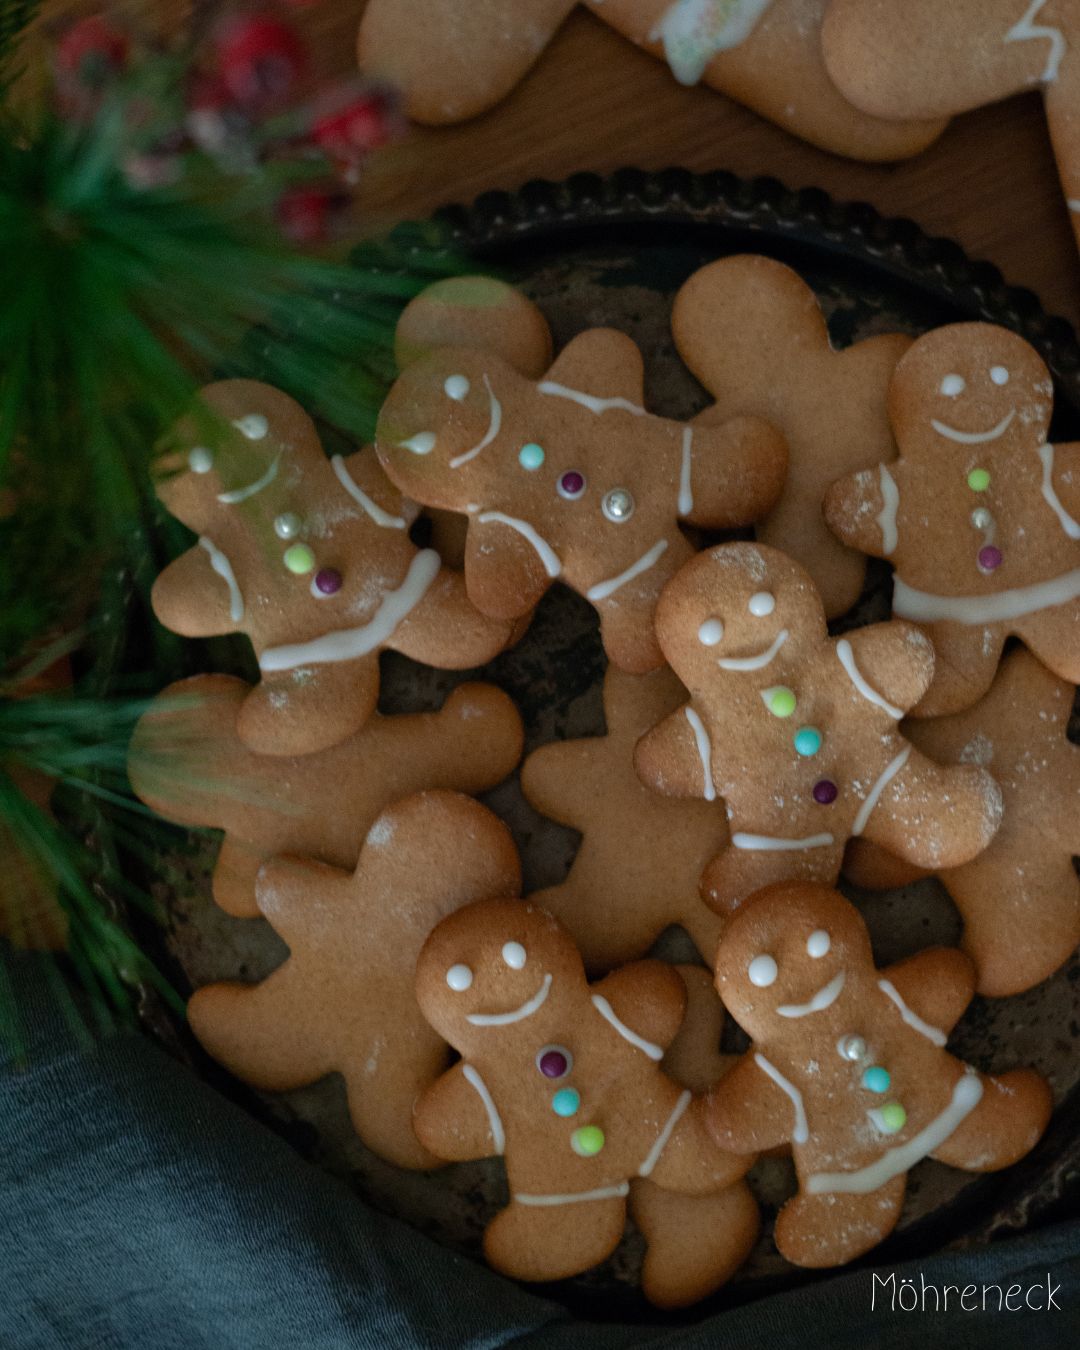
[837,1034,867,1063]
[602,487,635,523]
[274,512,301,540]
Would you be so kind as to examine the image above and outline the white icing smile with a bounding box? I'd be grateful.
[450,375,501,468]
[930,410,1015,444]
[776,970,846,1019]
[466,973,552,1026]
[716,627,788,671]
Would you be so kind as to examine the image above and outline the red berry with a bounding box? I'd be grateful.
[55,14,129,91]
[311,87,394,162]
[214,15,306,110]
[277,183,345,244]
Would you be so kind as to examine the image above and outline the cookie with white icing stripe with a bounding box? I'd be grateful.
[633,542,1003,913]
[522,664,727,969]
[375,330,787,673]
[844,648,1080,997]
[151,380,518,756]
[413,899,754,1299]
[706,881,1052,1267]
[824,323,1080,716]
[128,674,523,919]
[187,791,522,1171]
[356,0,946,161]
[673,254,913,618]
[823,0,1080,264]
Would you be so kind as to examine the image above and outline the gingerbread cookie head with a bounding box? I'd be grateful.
[395,276,553,378]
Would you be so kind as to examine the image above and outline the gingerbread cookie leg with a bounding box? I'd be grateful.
[464,515,552,621]
[776,1174,907,1269]
[483,1194,628,1284]
[592,531,694,675]
[929,1069,1053,1172]
[909,621,1007,718]
[387,565,519,667]
[701,839,846,918]
[1015,598,1080,686]
[236,659,381,757]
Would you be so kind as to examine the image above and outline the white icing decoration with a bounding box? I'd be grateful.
[638,1090,692,1177]
[893,568,1080,624]
[653,0,773,86]
[446,963,473,992]
[940,374,966,397]
[1005,0,1065,83]
[716,628,788,671]
[678,427,694,516]
[586,538,668,601]
[233,413,268,440]
[877,978,947,1047]
[990,366,1010,386]
[400,432,436,455]
[331,455,407,529]
[217,454,280,505]
[444,375,470,401]
[876,464,900,555]
[836,638,903,719]
[462,1064,505,1154]
[1038,444,1080,538]
[777,971,845,1019]
[755,1052,808,1144]
[466,974,552,1027]
[198,537,244,622]
[537,380,645,417]
[516,1182,630,1207]
[698,618,724,646]
[477,511,561,578]
[851,746,912,837]
[259,548,439,672]
[747,954,777,988]
[683,706,716,802]
[807,930,831,959]
[188,446,213,473]
[748,591,775,617]
[806,1072,983,1194]
[450,375,501,468]
[591,994,664,1060]
[1070,200,1080,212]
[732,832,834,851]
[930,410,1016,444]
[501,941,526,970]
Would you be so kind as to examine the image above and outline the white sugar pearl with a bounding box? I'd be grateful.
[446,964,473,992]
[838,1034,866,1062]
[990,366,1010,386]
[698,618,724,646]
[807,930,831,958]
[748,591,775,617]
[501,941,527,970]
[748,955,778,988]
[940,374,966,397]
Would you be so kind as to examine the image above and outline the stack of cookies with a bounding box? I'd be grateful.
[129,259,1077,1308]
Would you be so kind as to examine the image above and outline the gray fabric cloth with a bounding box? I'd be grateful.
[1,952,1076,1348]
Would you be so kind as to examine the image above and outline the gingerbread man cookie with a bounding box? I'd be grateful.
[634,542,1004,912]
[376,330,787,672]
[396,276,554,380]
[845,649,1080,997]
[823,0,1080,259]
[673,255,913,617]
[413,899,754,1301]
[151,379,516,756]
[522,665,727,969]
[128,674,522,919]
[824,324,1080,716]
[358,1,946,161]
[187,792,522,1170]
[706,881,1053,1267]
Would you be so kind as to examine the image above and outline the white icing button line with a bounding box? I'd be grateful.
[1038,444,1080,539]
[836,638,903,719]
[450,375,502,468]
[717,628,788,672]
[878,978,947,1047]
[776,971,846,1019]
[467,974,552,1027]
[1005,0,1065,84]
[217,454,280,505]
[732,832,834,851]
[331,455,406,529]
[678,426,694,516]
[893,568,1080,625]
[259,548,439,672]
[683,706,716,802]
[591,994,664,1060]
[876,464,900,555]
[586,539,668,602]
[198,537,244,623]
[806,1072,983,1195]
[930,410,1016,445]
[537,380,645,417]
[516,1183,630,1207]
[755,1052,808,1144]
[477,512,561,578]
[852,746,911,837]
[638,1090,692,1177]
[462,1064,505,1154]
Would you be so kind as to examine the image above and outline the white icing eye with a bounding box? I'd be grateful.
[698,618,724,646]
[446,964,473,992]
[400,432,436,455]
[807,930,831,959]
[748,591,775,618]
[940,374,966,397]
[233,414,268,440]
[444,375,470,401]
[990,366,1010,386]
[501,941,527,970]
[747,955,778,988]
[188,446,213,474]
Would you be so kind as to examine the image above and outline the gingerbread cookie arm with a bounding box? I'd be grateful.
[413,1061,504,1163]
[1035,435,1080,527]
[930,1068,1053,1173]
[822,468,892,559]
[540,326,647,406]
[150,545,241,638]
[634,706,719,800]
[387,564,518,667]
[590,960,687,1055]
[879,948,975,1037]
[681,415,788,529]
[705,1053,797,1155]
[840,622,936,715]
